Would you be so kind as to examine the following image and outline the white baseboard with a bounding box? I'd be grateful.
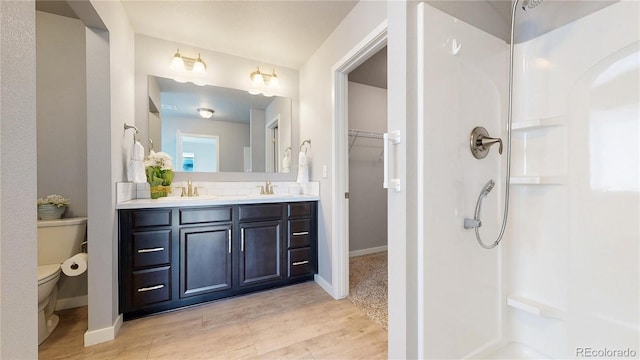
[314,274,341,300]
[84,314,123,347]
[349,245,388,257]
[55,295,88,311]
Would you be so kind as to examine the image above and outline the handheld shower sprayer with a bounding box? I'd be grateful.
[481,180,495,197]
[463,179,496,232]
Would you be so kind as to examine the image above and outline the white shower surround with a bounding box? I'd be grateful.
[419,1,639,359]
[505,1,639,358]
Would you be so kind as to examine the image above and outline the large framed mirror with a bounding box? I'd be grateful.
[148,75,292,174]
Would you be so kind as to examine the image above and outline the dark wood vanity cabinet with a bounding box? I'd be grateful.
[287,203,316,279]
[179,224,233,298]
[119,201,317,319]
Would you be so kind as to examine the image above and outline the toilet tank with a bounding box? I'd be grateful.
[37,217,87,266]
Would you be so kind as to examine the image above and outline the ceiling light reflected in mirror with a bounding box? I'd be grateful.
[197,107,215,119]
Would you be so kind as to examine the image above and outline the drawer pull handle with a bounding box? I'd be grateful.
[137,247,165,253]
[137,284,164,292]
[241,229,245,252]
[292,231,309,236]
[228,230,232,254]
[292,260,309,266]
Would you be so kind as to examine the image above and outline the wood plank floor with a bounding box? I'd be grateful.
[38,282,387,359]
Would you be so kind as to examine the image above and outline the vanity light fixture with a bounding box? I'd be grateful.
[248,67,279,97]
[170,49,207,73]
[197,108,215,119]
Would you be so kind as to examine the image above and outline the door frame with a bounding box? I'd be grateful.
[330,21,388,299]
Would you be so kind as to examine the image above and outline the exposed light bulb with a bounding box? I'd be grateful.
[248,89,261,95]
[170,49,185,71]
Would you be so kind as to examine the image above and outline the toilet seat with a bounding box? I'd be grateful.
[38,264,61,285]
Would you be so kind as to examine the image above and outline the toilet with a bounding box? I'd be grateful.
[37,217,87,345]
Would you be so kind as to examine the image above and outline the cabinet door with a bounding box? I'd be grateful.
[179,225,232,298]
[238,221,283,287]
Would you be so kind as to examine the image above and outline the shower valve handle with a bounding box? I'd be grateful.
[470,127,503,159]
[480,136,503,155]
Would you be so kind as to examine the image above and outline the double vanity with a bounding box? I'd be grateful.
[117,193,318,319]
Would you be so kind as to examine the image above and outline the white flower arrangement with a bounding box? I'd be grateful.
[144,150,174,170]
[37,194,70,208]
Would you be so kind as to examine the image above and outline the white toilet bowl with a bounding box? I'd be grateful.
[38,264,61,345]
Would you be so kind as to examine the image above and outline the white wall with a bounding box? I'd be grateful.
[418,4,506,358]
[0,1,39,357]
[299,0,387,288]
[162,117,249,172]
[347,82,387,253]
[505,2,639,358]
[36,10,89,303]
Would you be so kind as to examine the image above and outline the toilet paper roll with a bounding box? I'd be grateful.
[61,253,88,277]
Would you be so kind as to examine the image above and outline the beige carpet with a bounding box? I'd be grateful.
[349,251,388,330]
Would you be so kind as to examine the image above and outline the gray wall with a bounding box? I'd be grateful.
[250,109,266,172]
[265,97,292,173]
[36,11,87,218]
[36,11,89,303]
[162,117,249,173]
[148,75,161,151]
[0,0,39,357]
[348,82,388,253]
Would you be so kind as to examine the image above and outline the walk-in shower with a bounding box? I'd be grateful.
[418,0,638,358]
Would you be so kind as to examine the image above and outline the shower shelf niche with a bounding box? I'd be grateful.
[510,176,566,185]
[512,115,564,131]
[507,294,566,320]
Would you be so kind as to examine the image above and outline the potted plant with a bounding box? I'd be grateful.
[37,194,70,220]
[144,150,174,199]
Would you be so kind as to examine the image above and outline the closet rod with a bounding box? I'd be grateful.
[348,129,384,140]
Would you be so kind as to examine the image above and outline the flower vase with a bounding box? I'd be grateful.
[150,185,170,199]
[38,204,66,220]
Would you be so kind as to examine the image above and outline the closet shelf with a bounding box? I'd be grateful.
[512,116,564,131]
[507,294,566,320]
[510,176,565,185]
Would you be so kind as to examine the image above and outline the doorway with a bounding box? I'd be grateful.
[346,46,388,329]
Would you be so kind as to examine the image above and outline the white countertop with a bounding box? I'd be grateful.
[116,194,320,209]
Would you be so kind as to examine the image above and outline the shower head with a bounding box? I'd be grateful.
[522,0,544,11]
[481,180,496,197]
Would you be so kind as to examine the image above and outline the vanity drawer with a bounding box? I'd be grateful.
[131,266,171,307]
[288,202,312,218]
[132,209,172,228]
[288,248,312,278]
[132,230,171,269]
[288,219,311,249]
[179,206,232,225]
[238,204,283,222]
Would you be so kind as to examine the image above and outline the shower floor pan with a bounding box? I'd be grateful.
[474,342,550,359]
